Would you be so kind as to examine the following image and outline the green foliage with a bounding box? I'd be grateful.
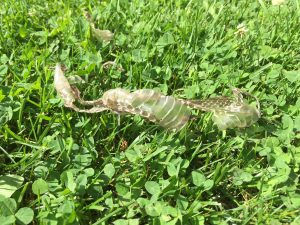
[0,175,24,198]
[32,179,49,195]
[0,197,34,225]
[1,0,300,224]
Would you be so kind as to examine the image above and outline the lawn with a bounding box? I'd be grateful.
[1,0,300,224]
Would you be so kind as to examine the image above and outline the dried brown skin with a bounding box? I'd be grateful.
[54,64,261,131]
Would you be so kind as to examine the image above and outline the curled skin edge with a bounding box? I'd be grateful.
[84,11,114,41]
[54,64,76,108]
[54,64,108,113]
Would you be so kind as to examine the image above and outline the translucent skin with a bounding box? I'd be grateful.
[212,104,260,130]
[54,65,260,131]
[130,90,190,130]
[182,95,260,130]
[101,89,190,130]
[100,89,260,130]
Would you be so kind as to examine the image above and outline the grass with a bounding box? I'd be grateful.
[1,0,300,224]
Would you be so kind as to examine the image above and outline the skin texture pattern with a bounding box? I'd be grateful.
[54,64,260,131]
